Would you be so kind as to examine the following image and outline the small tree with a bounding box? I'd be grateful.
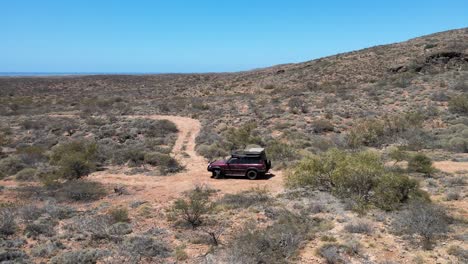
[170,186,214,228]
[50,140,98,180]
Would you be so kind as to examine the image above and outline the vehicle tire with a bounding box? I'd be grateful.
[246,170,258,180]
[212,169,222,179]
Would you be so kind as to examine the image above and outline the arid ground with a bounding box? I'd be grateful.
[1,28,467,263]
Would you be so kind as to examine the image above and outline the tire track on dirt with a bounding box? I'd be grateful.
[88,114,284,204]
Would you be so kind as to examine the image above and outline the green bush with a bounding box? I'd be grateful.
[447,137,468,153]
[448,94,468,115]
[347,112,426,148]
[266,140,298,167]
[108,207,130,223]
[196,144,228,160]
[0,156,26,177]
[222,122,263,150]
[286,149,425,210]
[387,146,409,164]
[407,153,434,176]
[15,168,37,181]
[58,153,96,180]
[50,140,98,180]
[373,173,427,211]
[17,145,47,165]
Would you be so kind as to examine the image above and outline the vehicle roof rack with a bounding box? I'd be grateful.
[231,147,265,157]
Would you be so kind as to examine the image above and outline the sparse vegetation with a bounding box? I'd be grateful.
[0,208,17,237]
[225,211,314,263]
[448,93,468,115]
[393,202,450,249]
[170,185,215,228]
[0,28,467,263]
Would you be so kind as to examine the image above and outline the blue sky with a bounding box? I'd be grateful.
[1,0,467,73]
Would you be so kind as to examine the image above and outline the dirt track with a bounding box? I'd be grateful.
[89,115,284,204]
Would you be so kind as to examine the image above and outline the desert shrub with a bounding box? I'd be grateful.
[344,221,373,234]
[407,153,434,176]
[346,113,426,148]
[373,173,426,211]
[43,202,75,220]
[15,168,37,181]
[57,180,106,202]
[312,119,334,133]
[31,241,65,258]
[192,101,209,111]
[50,140,98,180]
[108,207,130,223]
[286,149,424,210]
[448,94,468,115]
[24,219,56,238]
[347,119,385,148]
[0,250,29,263]
[71,215,113,240]
[50,249,108,264]
[288,97,308,113]
[127,119,177,139]
[123,236,171,258]
[266,140,298,167]
[196,144,228,160]
[447,137,468,152]
[174,246,188,261]
[143,152,166,166]
[445,191,460,201]
[431,91,450,102]
[19,205,45,222]
[144,152,183,174]
[393,202,450,249]
[217,187,271,209]
[17,145,47,165]
[222,122,263,150]
[225,211,313,264]
[318,243,345,264]
[387,146,409,164]
[158,155,183,175]
[121,147,145,167]
[0,208,17,237]
[0,155,26,177]
[170,185,215,228]
[447,245,468,262]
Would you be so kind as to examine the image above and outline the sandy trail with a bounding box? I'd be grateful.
[89,115,284,204]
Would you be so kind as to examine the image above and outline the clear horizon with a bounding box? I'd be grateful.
[2,0,467,73]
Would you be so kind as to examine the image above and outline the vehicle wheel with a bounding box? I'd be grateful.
[212,169,222,179]
[246,170,258,180]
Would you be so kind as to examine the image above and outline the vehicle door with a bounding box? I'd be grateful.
[226,157,241,175]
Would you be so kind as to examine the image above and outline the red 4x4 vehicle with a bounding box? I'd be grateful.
[207,148,271,180]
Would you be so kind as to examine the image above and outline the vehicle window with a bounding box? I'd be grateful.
[229,158,239,164]
[245,157,261,164]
